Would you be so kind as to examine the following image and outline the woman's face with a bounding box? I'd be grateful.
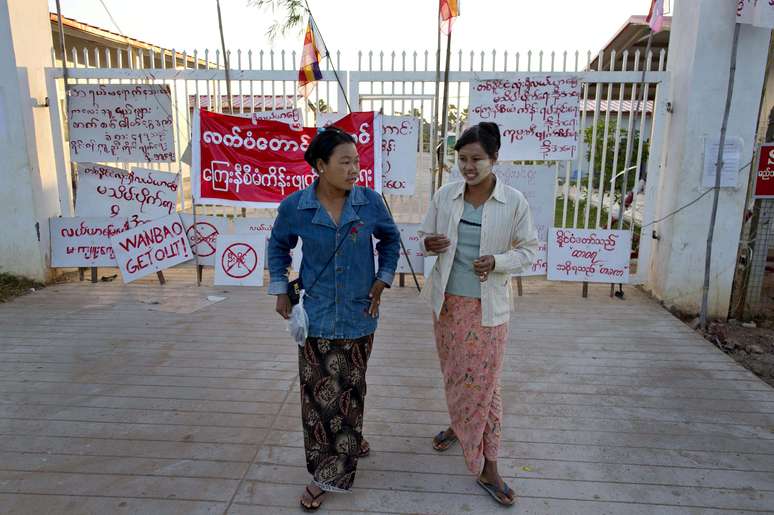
[457,142,496,186]
[317,142,360,191]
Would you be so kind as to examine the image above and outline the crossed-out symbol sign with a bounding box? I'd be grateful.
[223,242,257,279]
[187,222,219,257]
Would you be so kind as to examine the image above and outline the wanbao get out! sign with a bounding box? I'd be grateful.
[110,213,193,283]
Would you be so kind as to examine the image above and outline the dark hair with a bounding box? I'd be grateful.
[453,122,501,159]
[304,126,357,170]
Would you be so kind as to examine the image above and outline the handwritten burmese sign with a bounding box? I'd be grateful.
[738,0,774,29]
[67,84,175,163]
[381,115,420,196]
[111,214,192,283]
[396,224,424,274]
[468,75,581,161]
[547,228,631,283]
[75,164,179,221]
[50,217,140,268]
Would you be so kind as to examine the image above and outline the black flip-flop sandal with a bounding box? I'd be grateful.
[477,478,516,506]
[300,486,326,512]
[359,439,370,458]
[432,429,458,452]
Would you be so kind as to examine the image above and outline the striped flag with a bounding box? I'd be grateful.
[440,0,459,34]
[646,0,665,33]
[298,19,323,97]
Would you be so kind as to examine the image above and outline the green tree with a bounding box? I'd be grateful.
[583,118,650,200]
[249,0,306,39]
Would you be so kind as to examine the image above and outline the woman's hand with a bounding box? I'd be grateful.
[424,234,451,253]
[275,294,292,320]
[368,280,387,318]
[473,255,496,282]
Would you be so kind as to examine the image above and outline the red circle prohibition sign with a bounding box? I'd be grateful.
[187,222,219,257]
[222,242,258,278]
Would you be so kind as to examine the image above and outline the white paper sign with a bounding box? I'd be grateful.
[469,75,581,161]
[75,164,179,222]
[232,217,303,271]
[738,0,774,29]
[214,234,266,286]
[249,108,304,130]
[396,224,424,274]
[382,116,420,195]
[547,228,631,283]
[702,137,743,189]
[111,213,192,283]
[50,217,140,267]
[67,84,175,163]
[180,214,230,267]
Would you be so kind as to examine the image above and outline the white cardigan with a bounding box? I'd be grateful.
[419,177,539,327]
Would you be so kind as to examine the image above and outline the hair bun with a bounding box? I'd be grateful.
[478,122,501,151]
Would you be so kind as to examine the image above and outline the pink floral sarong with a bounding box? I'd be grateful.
[434,294,508,475]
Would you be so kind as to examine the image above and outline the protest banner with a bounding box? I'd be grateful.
[395,224,424,274]
[75,163,179,221]
[233,217,302,271]
[214,234,266,286]
[192,109,318,208]
[468,75,581,161]
[381,116,420,195]
[179,214,230,267]
[67,84,175,163]
[317,111,383,192]
[547,228,631,283]
[111,213,192,283]
[50,217,141,268]
[250,108,304,130]
[754,143,774,199]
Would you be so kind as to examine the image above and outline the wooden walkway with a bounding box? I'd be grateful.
[1,270,773,514]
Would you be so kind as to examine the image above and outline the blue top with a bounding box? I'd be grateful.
[445,202,483,299]
[268,180,401,339]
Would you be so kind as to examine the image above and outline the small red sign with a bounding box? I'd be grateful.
[755,143,774,198]
[222,242,258,279]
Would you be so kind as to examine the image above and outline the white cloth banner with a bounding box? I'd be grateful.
[468,75,581,161]
[75,164,179,222]
[547,228,631,283]
[180,214,231,267]
[50,217,138,267]
[67,84,175,163]
[214,234,266,286]
[381,116,420,195]
[249,108,304,130]
[111,213,192,283]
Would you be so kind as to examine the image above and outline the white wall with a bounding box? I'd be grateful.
[0,0,61,281]
[646,0,770,318]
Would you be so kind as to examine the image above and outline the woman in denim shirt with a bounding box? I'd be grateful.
[267,127,400,511]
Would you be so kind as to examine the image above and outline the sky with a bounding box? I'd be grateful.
[49,0,669,69]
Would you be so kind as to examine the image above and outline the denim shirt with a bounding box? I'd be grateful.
[268,180,400,339]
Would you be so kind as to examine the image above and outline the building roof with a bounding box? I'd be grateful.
[589,15,671,71]
[50,12,209,68]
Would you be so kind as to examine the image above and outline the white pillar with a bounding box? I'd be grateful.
[645,0,770,319]
[0,0,62,281]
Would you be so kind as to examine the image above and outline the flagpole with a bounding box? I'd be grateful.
[430,2,443,195]
[437,29,453,190]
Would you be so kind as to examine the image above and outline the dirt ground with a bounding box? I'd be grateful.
[705,320,774,388]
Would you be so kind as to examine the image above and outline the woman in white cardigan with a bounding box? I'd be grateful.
[419,122,538,506]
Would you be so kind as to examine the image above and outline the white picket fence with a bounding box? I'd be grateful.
[46,47,669,284]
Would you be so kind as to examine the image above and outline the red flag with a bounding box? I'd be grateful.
[440,0,459,34]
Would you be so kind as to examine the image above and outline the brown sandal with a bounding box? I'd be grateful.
[359,439,371,458]
[300,486,326,512]
[432,429,458,452]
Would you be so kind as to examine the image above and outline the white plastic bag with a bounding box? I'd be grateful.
[288,291,309,347]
